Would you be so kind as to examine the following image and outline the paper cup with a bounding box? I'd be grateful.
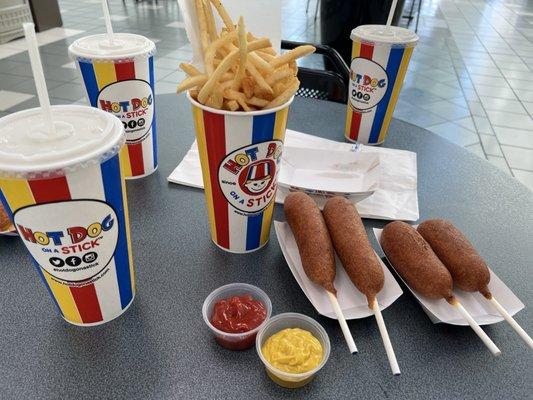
[69,33,157,179]
[0,105,135,326]
[345,25,418,145]
[188,94,292,253]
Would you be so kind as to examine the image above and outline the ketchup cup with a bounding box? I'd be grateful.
[202,283,272,350]
[256,313,331,389]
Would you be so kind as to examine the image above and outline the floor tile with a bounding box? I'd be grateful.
[501,146,533,170]
[473,116,495,135]
[474,84,517,99]
[494,126,533,149]
[9,79,65,95]
[514,89,533,102]
[512,169,533,192]
[156,81,179,95]
[487,155,512,175]
[486,110,533,130]
[48,83,86,101]
[523,102,533,116]
[465,143,486,158]
[478,96,527,114]
[0,90,35,111]
[427,122,480,147]
[419,100,471,120]
[166,21,186,29]
[468,101,486,117]
[0,74,29,90]
[479,134,503,156]
[454,116,477,132]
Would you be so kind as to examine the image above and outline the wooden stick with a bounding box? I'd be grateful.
[326,291,357,354]
[451,299,501,356]
[372,299,400,375]
[488,296,533,349]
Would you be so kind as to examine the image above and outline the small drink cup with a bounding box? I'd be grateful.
[0,105,135,326]
[345,25,418,145]
[202,283,272,350]
[69,33,157,178]
[256,313,330,389]
[188,93,292,253]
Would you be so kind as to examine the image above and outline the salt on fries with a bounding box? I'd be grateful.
[177,0,315,111]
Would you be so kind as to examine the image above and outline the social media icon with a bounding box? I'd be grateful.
[65,256,82,267]
[49,257,64,268]
[83,252,98,263]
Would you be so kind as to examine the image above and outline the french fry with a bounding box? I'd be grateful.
[203,0,218,42]
[224,99,239,111]
[177,75,208,93]
[242,76,255,98]
[232,16,247,91]
[266,68,295,86]
[249,52,274,73]
[269,45,315,69]
[209,0,235,31]
[224,88,252,111]
[266,78,300,109]
[179,63,202,76]
[198,48,239,103]
[256,51,275,62]
[189,89,200,100]
[205,32,236,75]
[195,0,209,56]
[257,47,277,56]
[246,96,269,108]
[246,61,273,94]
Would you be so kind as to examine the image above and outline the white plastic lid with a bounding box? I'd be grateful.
[0,105,124,179]
[68,33,155,60]
[351,25,419,47]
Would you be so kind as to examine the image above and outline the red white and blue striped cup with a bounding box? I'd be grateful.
[69,33,157,179]
[188,94,293,253]
[0,105,135,326]
[345,25,418,145]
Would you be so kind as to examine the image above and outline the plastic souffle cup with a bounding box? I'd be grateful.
[188,92,293,254]
[203,283,272,350]
[69,33,157,179]
[256,313,331,389]
[0,105,135,326]
[345,25,418,145]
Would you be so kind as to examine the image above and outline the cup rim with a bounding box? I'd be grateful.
[186,92,294,117]
[256,312,331,379]
[202,283,272,339]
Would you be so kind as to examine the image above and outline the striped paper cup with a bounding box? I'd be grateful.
[0,105,135,326]
[188,94,293,253]
[345,25,418,145]
[69,34,157,179]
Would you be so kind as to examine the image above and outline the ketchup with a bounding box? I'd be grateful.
[210,295,267,350]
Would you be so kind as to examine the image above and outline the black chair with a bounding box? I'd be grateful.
[281,40,350,104]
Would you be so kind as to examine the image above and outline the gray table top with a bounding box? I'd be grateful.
[1,95,532,400]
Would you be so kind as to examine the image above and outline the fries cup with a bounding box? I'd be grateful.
[345,25,418,145]
[188,93,293,253]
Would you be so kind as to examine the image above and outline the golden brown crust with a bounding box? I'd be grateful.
[417,219,491,295]
[323,196,384,307]
[380,221,453,300]
[284,192,336,294]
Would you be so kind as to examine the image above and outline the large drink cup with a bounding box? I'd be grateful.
[345,25,418,145]
[0,106,135,326]
[69,34,157,179]
[188,94,292,253]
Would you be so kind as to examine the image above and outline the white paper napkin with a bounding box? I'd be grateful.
[177,0,281,70]
[168,129,419,221]
[275,221,403,320]
[373,228,525,326]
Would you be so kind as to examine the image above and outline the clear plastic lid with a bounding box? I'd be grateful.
[351,25,419,47]
[68,33,156,61]
[0,105,124,179]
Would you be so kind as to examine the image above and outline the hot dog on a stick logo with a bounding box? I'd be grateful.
[97,79,154,143]
[14,200,119,284]
[349,58,388,111]
[219,140,282,214]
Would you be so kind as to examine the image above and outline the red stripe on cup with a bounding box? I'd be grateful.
[115,61,136,80]
[202,110,230,249]
[69,284,104,323]
[350,112,362,140]
[28,176,104,325]
[128,143,145,176]
[360,43,374,59]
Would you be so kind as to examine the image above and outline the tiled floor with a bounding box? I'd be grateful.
[0,0,532,191]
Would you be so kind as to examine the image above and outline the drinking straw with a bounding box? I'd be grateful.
[23,23,56,137]
[386,0,398,26]
[101,0,115,45]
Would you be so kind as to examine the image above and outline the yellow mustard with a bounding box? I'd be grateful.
[261,328,323,374]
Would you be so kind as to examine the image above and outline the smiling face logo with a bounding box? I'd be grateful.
[241,160,273,195]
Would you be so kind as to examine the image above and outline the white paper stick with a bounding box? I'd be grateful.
[387,0,398,26]
[452,300,501,356]
[489,297,533,349]
[101,0,115,45]
[23,23,56,137]
[372,299,400,375]
[326,291,358,354]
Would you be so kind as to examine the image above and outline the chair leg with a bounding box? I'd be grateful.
[314,0,320,21]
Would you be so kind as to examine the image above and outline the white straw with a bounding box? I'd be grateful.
[23,23,56,137]
[326,291,358,354]
[101,0,115,45]
[452,300,501,356]
[386,0,398,26]
[489,297,533,349]
[372,300,400,375]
